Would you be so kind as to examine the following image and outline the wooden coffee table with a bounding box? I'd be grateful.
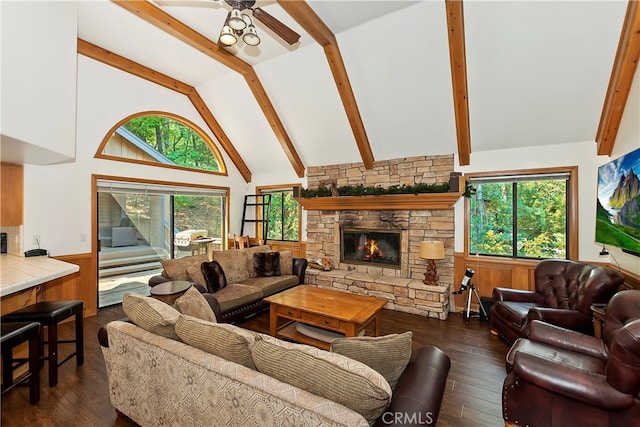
[264,285,387,350]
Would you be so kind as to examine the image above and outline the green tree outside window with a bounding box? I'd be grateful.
[123,115,220,172]
[470,177,567,259]
[264,190,299,241]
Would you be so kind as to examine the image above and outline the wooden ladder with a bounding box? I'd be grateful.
[240,194,272,242]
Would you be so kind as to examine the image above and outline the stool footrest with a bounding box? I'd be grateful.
[2,371,35,394]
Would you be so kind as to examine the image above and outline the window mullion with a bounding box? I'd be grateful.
[512,182,518,258]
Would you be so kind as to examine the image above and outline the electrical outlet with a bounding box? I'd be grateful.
[33,235,41,246]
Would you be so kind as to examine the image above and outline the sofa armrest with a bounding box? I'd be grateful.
[149,274,171,287]
[293,257,308,284]
[97,317,131,348]
[527,320,608,360]
[527,307,594,334]
[493,287,544,304]
[201,293,223,321]
[512,351,635,410]
[373,346,450,427]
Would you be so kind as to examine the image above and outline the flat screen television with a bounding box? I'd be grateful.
[595,147,640,257]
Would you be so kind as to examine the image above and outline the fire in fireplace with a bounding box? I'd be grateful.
[341,228,401,268]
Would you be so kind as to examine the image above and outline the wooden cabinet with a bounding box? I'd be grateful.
[1,162,23,226]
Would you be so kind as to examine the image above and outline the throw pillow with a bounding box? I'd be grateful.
[330,331,413,390]
[251,335,391,424]
[186,264,207,289]
[211,250,250,284]
[201,260,227,292]
[122,293,180,340]
[253,252,281,277]
[173,286,217,323]
[279,251,293,275]
[160,254,208,281]
[175,315,256,369]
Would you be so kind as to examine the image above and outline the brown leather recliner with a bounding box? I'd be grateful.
[501,289,640,426]
[489,259,625,344]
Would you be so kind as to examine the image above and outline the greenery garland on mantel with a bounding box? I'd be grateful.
[300,182,450,198]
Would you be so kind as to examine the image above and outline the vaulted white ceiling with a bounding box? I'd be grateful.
[77,0,630,180]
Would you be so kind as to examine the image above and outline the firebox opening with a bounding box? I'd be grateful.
[340,228,401,268]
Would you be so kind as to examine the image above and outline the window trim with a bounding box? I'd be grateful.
[464,166,578,261]
[95,111,228,176]
[256,184,302,243]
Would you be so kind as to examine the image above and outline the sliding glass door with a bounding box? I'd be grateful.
[97,179,226,308]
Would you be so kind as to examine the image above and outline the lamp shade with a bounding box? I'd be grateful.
[243,25,260,46]
[219,25,237,46]
[419,241,444,260]
[228,9,247,31]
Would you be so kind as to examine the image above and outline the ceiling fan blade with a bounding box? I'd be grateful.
[252,7,300,45]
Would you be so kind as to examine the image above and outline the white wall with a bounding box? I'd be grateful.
[1,1,78,164]
[22,57,248,256]
[453,69,640,275]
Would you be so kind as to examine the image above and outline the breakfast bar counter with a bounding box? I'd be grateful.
[0,254,79,297]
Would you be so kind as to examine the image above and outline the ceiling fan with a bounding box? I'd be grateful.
[157,0,300,48]
[219,0,300,47]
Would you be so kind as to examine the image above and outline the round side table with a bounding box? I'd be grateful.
[150,281,192,305]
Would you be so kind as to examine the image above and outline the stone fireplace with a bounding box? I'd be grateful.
[301,155,459,319]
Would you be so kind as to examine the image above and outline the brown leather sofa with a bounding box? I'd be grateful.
[489,259,625,344]
[501,290,640,426]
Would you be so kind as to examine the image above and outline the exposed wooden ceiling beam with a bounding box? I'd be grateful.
[112,0,306,178]
[112,0,249,75]
[596,0,640,156]
[77,38,252,182]
[445,0,471,166]
[77,39,194,96]
[279,0,375,170]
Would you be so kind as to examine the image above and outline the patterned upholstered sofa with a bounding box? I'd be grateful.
[98,292,451,427]
[149,245,308,322]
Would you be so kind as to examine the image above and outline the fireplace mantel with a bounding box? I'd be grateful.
[296,192,462,211]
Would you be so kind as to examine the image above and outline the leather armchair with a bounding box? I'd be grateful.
[489,259,624,344]
[501,290,640,426]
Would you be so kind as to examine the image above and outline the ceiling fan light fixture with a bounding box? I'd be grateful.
[242,24,260,46]
[228,8,246,31]
[219,25,237,46]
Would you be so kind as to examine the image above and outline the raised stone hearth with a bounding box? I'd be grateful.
[303,155,457,319]
[305,269,450,319]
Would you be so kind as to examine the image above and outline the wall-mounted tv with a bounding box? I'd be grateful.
[596,147,640,257]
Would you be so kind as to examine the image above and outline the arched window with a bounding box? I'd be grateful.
[96,112,226,175]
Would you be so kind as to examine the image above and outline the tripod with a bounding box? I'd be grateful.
[457,281,488,325]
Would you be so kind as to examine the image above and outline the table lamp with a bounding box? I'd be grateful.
[419,241,445,286]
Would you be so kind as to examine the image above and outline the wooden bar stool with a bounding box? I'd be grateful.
[1,321,41,404]
[2,300,84,387]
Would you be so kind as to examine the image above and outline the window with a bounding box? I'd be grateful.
[257,185,301,242]
[96,112,226,175]
[96,178,228,308]
[467,168,576,259]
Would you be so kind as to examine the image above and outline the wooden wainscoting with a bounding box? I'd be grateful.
[265,240,307,258]
[453,253,536,311]
[53,253,96,316]
[453,252,640,311]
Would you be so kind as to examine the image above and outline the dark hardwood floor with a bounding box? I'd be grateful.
[1,305,510,426]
